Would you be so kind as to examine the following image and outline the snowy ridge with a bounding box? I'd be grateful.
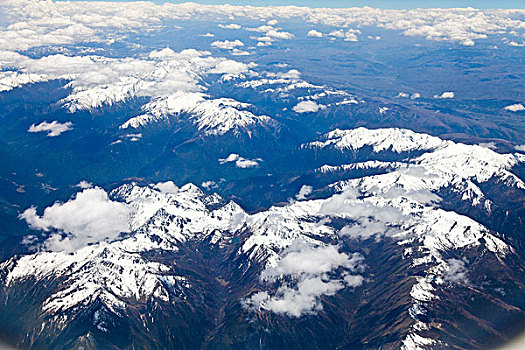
[304,127,445,153]
[237,173,510,321]
[0,71,47,92]
[114,183,247,247]
[3,174,509,322]
[5,243,188,315]
[121,92,277,136]
[316,160,402,173]
[2,183,247,319]
[0,48,272,136]
[314,128,525,208]
[312,127,523,348]
[333,182,509,350]
[237,73,360,109]
[61,77,144,113]
[3,175,512,324]
[119,92,207,129]
[238,78,321,91]
[57,49,250,113]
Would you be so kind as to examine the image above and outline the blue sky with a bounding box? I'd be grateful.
[54,1,525,9]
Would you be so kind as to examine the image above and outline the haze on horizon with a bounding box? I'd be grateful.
[53,0,525,10]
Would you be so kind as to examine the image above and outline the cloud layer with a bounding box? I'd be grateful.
[1,0,522,58]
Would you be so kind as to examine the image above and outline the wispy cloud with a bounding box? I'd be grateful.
[244,242,365,317]
[219,153,261,168]
[28,121,73,137]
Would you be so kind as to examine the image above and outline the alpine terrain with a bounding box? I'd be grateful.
[0,1,524,349]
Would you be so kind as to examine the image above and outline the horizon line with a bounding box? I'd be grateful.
[51,0,525,10]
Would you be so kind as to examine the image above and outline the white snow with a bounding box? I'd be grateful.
[120,92,276,136]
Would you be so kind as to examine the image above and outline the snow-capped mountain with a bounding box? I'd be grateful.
[1,1,524,347]
[1,48,281,139]
[120,92,278,136]
[305,127,525,209]
[1,127,524,349]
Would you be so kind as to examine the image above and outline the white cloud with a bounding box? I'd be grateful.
[245,25,274,33]
[256,41,272,47]
[307,29,323,38]
[210,60,250,74]
[75,181,93,189]
[254,35,273,43]
[153,181,179,194]
[344,29,361,42]
[397,92,420,100]
[328,30,345,38]
[219,153,241,163]
[296,185,312,200]
[267,19,278,26]
[504,103,525,112]
[236,159,259,168]
[293,100,325,113]
[434,91,455,99]
[318,188,408,240]
[340,218,392,240]
[218,23,241,29]
[20,188,133,252]
[200,32,215,37]
[279,69,301,79]
[231,48,251,56]
[265,29,294,40]
[211,39,244,50]
[219,153,260,168]
[477,142,497,150]
[121,133,141,142]
[28,121,73,137]
[443,258,469,284]
[344,274,365,287]
[344,33,358,42]
[201,180,217,190]
[1,1,522,56]
[244,242,365,317]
